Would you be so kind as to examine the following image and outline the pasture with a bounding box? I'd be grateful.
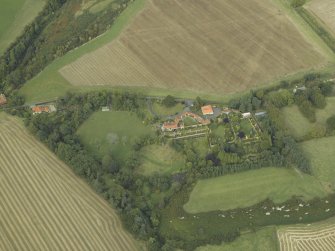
[138,144,185,176]
[152,102,184,116]
[0,0,45,54]
[196,227,278,251]
[283,97,335,138]
[59,0,326,95]
[306,0,335,35]
[183,167,327,214]
[277,216,335,251]
[301,136,335,190]
[0,113,137,250]
[77,111,153,162]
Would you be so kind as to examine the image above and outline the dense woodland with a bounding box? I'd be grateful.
[0,0,131,99]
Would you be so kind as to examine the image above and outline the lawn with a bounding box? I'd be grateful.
[0,0,45,54]
[213,126,227,138]
[282,105,312,138]
[196,226,278,251]
[138,144,186,176]
[283,97,335,138]
[301,136,335,190]
[184,167,327,214]
[152,102,184,116]
[77,111,153,162]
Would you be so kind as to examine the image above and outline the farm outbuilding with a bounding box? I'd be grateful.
[242,112,251,118]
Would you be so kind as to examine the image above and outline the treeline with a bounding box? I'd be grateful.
[0,0,131,97]
[296,6,335,53]
[0,0,67,93]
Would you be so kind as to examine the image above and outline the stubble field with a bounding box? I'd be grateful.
[59,0,326,95]
[277,217,335,251]
[0,113,137,251]
[306,0,335,34]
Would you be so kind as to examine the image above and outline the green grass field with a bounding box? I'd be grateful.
[138,144,185,176]
[77,111,153,162]
[0,0,45,54]
[152,102,184,116]
[301,136,335,190]
[184,167,327,214]
[283,97,335,138]
[196,227,278,251]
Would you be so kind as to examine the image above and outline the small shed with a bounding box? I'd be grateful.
[0,94,7,106]
[255,111,267,117]
[242,112,251,118]
[102,106,110,112]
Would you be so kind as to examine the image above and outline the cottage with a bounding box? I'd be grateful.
[0,94,7,106]
[162,121,182,131]
[31,104,56,115]
[201,105,214,116]
[32,106,50,114]
[161,111,210,131]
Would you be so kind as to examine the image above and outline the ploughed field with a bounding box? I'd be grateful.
[307,0,335,34]
[59,0,325,94]
[278,217,335,251]
[0,114,137,251]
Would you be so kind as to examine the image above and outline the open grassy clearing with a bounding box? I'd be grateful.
[0,0,45,54]
[282,97,335,138]
[301,136,335,190]
[58,0,327,95]
[0,113,137,250]
[138,144,185,176]
[77,111,153,162]
[152,102,184,116]
[306,0,335,35]
[184,167,327,214]
[278,216,335,251]
[196,226,278,251]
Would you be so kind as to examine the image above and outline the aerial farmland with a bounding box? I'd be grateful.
[306,0,335,34]
[59,0,327,95]
[1,0,335,250]
[0,113,138,251]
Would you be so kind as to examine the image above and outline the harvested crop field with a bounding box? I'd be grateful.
[307,0,335,34]
[0,114,137,251]
[59,0,326,95]
[277,217,335,251]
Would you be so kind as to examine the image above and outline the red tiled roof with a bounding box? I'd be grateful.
[32,106,50,113]
[162,121,179,129]
[201,105,214,115]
